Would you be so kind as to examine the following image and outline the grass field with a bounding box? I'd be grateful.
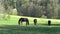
[0,15,60,25]
[0,15,60,34]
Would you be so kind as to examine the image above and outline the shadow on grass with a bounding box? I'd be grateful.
[0,25,60,34]
[41,24,60,26]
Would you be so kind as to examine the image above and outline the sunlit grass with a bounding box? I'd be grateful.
[0,15,60,26]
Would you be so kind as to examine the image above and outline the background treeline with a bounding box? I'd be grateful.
[0,0,60,19]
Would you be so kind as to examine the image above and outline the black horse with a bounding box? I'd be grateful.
[48,20,51,26]
[34,19,37,25]
[18,18,29,25]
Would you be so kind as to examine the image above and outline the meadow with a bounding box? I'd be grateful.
[0,15,60,34]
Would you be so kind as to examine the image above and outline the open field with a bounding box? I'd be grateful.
[0,15,60,34]
[0,15,60,25]
[0,25,60,34]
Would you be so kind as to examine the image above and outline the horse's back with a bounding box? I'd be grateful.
[20,18,28,21]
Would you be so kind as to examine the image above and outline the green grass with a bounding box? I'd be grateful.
[0,15,60,25]
[0,15,60,34]
[0,25,60,34]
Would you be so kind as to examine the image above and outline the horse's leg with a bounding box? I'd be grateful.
[26,21,27,26]
[21,21,22,25]
[18,20,20,25]
[34,22,36,25]
[27,20,29,25]
[26,21,29,26]
[27,21,29,25]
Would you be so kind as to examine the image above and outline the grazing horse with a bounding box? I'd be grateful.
[18,18,29,25]
[34,19,37,25]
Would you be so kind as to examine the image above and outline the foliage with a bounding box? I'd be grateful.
[15,0,60,19]
[1,0,60,19]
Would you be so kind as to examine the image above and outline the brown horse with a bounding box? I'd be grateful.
[18,18,29,25]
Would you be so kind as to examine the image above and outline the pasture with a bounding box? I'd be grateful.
[0,15,60,34]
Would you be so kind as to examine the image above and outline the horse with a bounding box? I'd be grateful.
[34,19,37,25]
[48,20,51,26]
[18,18,29,25]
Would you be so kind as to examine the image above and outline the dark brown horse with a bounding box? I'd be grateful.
[18,18,29,25]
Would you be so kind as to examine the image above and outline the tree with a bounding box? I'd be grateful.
[0,0,6,19]
[16,0,60,18]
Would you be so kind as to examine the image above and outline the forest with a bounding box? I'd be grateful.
[0,0,60,19]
